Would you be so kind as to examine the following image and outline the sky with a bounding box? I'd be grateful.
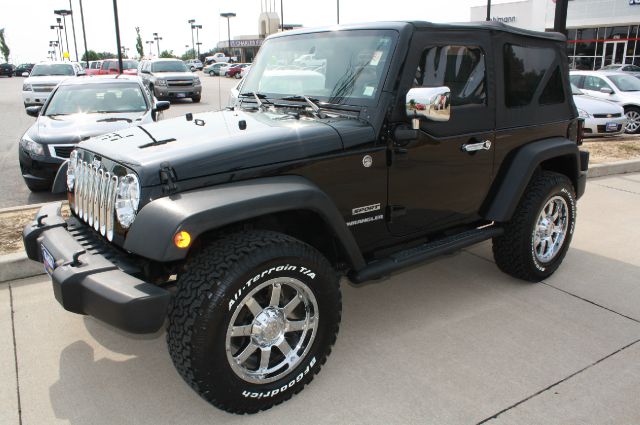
[0,0,510,64]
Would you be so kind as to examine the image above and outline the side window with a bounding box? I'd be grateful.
[414,45,486,106]
[583,76,612,91]
[503,44,564,107]
[569,74,583,87]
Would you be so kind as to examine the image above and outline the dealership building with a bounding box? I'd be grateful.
[471,0,640,69]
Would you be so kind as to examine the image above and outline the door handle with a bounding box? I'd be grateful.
[461,140,492,152]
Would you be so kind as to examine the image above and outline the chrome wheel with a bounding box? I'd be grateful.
[225,277,318,384]
[533,195,568,263]
[625,109,640,133]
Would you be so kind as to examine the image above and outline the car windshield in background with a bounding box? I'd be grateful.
[571,83,583,95]
[609,74,640,91]
[240,30,397,106]
[151,61,189,72]
[108,60,138,70]
[30,64,75,76]
[44,83,148,116]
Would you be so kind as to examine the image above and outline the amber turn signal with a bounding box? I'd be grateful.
[174,231,191,249]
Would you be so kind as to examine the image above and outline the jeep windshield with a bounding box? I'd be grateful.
[240,30,397,107]
[152,61,189,73]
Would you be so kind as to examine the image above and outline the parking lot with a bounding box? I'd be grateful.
[2,172,639,424]
[0,74,238,209]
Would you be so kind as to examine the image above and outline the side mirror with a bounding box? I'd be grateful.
[600,87,613,94]
[406,86,451,126]
[25,106,42,117]
[155,101,170,112]
[22,72,29,77]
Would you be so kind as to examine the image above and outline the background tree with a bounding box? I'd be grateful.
[0,28,10,63]
[81,50,116,61]
[135,27,144,59]
[180,48,197,61]
[159,50,175,58]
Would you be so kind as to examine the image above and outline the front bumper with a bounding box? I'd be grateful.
[19,147,63,185]
[583,116,626,136]
[23,202,171,334]
[153,85,202,99]
[22,90,51,106]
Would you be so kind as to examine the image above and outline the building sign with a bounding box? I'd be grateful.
[492,16,517,23]
[217,39,264,49]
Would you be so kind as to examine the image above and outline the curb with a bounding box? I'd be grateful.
[0,252,44,283]
[588,159,640,178]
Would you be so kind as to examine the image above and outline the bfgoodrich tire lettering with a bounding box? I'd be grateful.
[492,171,576,282]
[167,230,341,414]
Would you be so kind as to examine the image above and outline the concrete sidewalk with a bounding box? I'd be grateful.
[1,173,639,425]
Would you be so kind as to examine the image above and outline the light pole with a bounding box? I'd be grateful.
[79,0,89,67]
[192,24,202,59]
[188,19,196,59]
[280,0,284,30]
[49,41,59,60]
[153,32,162,57]
[50,24,64,60]
[486,0,492,21]
[146,40,154,57]
[111,0,124,75]
[54,10,71,58]
[220,13,236,59]
[337,0,339,24]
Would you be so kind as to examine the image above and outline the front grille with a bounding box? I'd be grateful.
[73,160,119,241]
[593,113,622,118]
[167,79,193,87]
[597,124,622,133]
[52,145,74,159]
[32,84,56,92]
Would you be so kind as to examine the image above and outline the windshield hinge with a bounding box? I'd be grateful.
[159,162,178,194]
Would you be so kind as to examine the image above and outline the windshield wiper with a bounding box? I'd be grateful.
[96,117,133,123]
[279,95,326,118]
[239,92,272,109]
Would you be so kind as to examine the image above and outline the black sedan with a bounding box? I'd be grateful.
[19,76,170,191]
[14,63,34,76]
[0,63,15,77]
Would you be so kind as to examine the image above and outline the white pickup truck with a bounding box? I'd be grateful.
[205,52,238,64]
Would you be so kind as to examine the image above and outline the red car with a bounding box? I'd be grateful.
[226,63,249,79]
[98,59,139,75]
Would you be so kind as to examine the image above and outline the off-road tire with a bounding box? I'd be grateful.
[192,95,201,103]
[167,230,341,414]
[492,171,576,282]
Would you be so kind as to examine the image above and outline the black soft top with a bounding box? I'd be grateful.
[269,20,565,42]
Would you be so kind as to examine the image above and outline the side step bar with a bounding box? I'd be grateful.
[349,226,503,283]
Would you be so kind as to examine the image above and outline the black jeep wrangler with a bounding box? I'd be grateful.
[24,21,588,414]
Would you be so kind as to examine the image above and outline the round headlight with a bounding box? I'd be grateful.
[115,174,140,229]
[67,150,78,190]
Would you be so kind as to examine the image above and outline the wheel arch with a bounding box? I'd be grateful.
[123,175,366,270]
[482,137,581,222]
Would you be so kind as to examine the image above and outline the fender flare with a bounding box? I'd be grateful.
[482,137,580,222]
[123,175,366,269]
[51,160,69,194]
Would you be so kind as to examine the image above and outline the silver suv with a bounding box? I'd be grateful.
[139,58,202,103]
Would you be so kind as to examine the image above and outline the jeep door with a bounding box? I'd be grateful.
[387,31,495,236]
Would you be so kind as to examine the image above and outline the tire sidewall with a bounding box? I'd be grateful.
[189,250,339,409]
[528,181,576,277]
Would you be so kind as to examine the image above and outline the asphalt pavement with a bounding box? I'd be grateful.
[1,172,639,424]
[0,73,237,209]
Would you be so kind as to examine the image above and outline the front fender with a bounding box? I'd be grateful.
[123,176,366,269]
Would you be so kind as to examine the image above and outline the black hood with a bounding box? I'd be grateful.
[27,112,151,145]
[78,109,356,186]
